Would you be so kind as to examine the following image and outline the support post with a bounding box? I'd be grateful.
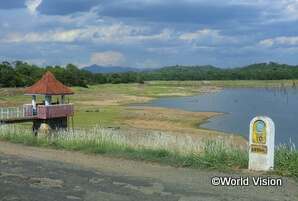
[32,95,36,115]
[17,107,19,118]
[249,116,275,171]
[45,95,52,106]
[61,95,65,104]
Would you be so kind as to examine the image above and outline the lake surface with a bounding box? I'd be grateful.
[131,87,298,145]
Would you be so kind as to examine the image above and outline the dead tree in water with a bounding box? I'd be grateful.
[280,82,287,93]
[280,82,289,103]
[265,81,268,89]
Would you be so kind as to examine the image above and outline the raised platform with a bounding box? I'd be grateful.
[0,104,74,124]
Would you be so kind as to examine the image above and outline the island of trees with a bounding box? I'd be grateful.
[1,61,298,87]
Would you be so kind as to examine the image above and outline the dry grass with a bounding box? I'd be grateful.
[1,124,296,179]
[0,124,243,155]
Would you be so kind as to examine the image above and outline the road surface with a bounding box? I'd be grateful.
[0,142,297,201]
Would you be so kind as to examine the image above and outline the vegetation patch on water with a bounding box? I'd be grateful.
[0,125,296,180]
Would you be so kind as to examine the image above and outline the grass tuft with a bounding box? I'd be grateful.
[274,141,298,179]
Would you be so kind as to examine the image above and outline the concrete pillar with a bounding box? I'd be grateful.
[249,116,275,171]
[32,95,36,115]
[45,95,52,105]
[61,95,65,104]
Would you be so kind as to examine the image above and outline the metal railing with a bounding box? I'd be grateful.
[0,106,26,120]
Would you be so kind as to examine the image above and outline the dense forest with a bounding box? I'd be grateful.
[143,62,298,81]
[1,61,298,87]
[0,61,144,87]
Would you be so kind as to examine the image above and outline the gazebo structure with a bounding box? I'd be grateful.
[24,71,74,135]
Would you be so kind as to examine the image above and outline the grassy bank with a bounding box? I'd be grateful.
[0,125,296,180]
[150,80,298,88]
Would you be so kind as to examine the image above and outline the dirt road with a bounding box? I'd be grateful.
[0,141,297,201]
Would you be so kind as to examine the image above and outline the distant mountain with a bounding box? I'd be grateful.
[81,64,145,74]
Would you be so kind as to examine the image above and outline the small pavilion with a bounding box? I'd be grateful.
[24,71,74,135]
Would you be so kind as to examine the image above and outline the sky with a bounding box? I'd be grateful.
[1,0,298,69]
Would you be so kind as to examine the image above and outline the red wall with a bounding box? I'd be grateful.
[23,104,33,117]
[37,104,74,119]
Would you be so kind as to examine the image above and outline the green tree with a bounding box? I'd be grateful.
[0,64,15,87]
[94,73,106,84]
[80,70,95,85]
[12,60,23,68]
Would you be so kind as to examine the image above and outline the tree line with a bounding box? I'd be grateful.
[0,61,145,88]
[143,62,298,81]
[1,61,298,88]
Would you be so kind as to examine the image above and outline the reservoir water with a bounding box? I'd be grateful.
[132,87,298,145]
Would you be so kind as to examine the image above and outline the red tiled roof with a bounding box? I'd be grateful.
[24,71,74,95]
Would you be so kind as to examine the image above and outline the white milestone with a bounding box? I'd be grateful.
[249,116,275,171]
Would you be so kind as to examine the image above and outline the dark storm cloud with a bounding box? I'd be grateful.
[100,2,262,26]
[36,0,100,15]
[36,0,262,27]
[0,0,27,10]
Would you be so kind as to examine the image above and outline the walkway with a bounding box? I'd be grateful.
[0,106,37,123]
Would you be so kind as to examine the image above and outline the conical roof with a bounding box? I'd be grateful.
[24,71,74,95]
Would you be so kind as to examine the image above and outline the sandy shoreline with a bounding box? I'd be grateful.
[121,106,248,147]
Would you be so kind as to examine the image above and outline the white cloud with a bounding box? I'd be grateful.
[140,28,171,40]
[3,21,170,45]
[276,36,298,45]
[26,0,42,14]
[51,29,85,42]
[146,47,179,54]
[90,51,125,66]
[3,28,89,43]
[91,23,138,44]
[259,39,274,48]
[179,29,237,44]
[179,32,200,43]
[91,26,172,44]
[277,0,298,21]
[259,36,298,48]
[229,0,298,22]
